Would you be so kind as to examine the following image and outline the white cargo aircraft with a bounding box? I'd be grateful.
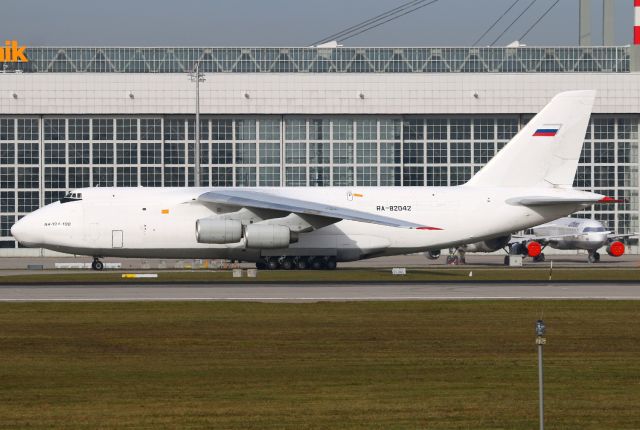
[11,91,606,270]
[432,216,634,265]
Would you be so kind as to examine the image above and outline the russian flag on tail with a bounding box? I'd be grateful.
[533,124,561,137]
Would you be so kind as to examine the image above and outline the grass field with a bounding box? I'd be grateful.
[0,267,639,284]
[0,301,639,429]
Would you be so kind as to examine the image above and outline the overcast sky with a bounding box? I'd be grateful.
[3,0,634,47]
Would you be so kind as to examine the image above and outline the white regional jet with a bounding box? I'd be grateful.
[11,90,607,270]
[432,216,633,265]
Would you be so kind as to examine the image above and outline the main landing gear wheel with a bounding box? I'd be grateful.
[533,253,546,263]
[296,258,308,270]
[267,258,280,270]
[91,258,104,271]
[281,258,295,270]
[325,257,337,270]
[588,252,601,263]
[256,260,267,270]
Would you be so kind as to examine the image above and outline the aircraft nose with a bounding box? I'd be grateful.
[10,214,41,247]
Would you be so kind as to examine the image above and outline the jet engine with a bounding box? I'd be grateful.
[245,224,297,249]
[525,241,542,257]
[196,219,242,244]
[425,250,441,260]
[606,241,625,257]
[462,235,511,253]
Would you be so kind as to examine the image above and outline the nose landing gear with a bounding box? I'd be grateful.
[91,257,104,271]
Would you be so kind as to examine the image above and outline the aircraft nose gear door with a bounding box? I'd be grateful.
[112,230,124,248]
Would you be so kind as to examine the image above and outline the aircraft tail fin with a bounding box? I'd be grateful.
[466,90,595,188]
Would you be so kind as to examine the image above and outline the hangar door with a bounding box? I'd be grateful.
[112,230,124,248]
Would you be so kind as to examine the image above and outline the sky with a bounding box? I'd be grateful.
[2,0,634,47]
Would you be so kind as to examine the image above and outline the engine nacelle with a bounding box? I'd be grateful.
[424,250,441,260]
[196,219,242,244]
[463,235,511,253]
[606,241,625,257]
[526,241,542,257]
[245,224,297,249]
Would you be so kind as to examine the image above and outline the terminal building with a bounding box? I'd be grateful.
[0,41,639,255]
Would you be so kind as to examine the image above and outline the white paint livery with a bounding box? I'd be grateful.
[11,91,604,268]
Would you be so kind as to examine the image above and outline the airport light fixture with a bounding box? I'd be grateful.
[535,319,547,430]
[189,62,205,187]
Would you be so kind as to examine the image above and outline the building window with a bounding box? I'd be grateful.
[450,142,471,164]
[212,142,233,165]
[309,119,330,140]
[309,166,330,186]
[357,166,378,186]
[356,142,377,164]
[68,119,90,140]
[285,119,306,140]
[116,118,137,140]
[285,166,306,186]
[332,166,354,186]
[259,166,280,186]
[593,118,615,140]
[0,143,15,164]
[333,119,353,140]
[69,167,90,188]
[0,192,15,213]
[164,142,185,164]
[380,166,401,186]
[426,119,447,140]
[496,118,518,140]
[380,142,400,164]
[92,119,114,140]
[164,167,185,186]
[44,119,66,140]
[285,142,306,164]
[259,119,280,140]
[164,119,184,141]
[403,166,424,186]
[403,142,424,164]
[44,167,66,189]
[333,142,353,164]
[450,119,471,140]
[140,142,162,164]
[593,142,615,163]
[92,142,114,164]
[116,142,138,164]
[0,119,15,141]
[235,167,256,186]
[403,119,423,140]
[574,165,592,188]
[212,120,233,140]
[579,142,592,164]
[235,120,256,141]
[450,166,471,185]
[140,119,161,140]
[45,191,66,205]
[117,167,138,187]
[17,167,39,189]
[473,142,495,165]
[92,167,114,187]
[18,191,39,213]
[17,119,39,141]
[235,142,256,164]
[141,167,162,187]
[427,166,448,186]
[309,142,330,164]
[211,167,233,186]
[45,143,66,165]
[0,168,15,189]
[356,119,377,140]
[426,142,447,164]
[474,119,494,140]
[1,215,15,236]
[69,142,90,164]
[17,143,39,164]
[259,142,280,165]
[380,119,401,140]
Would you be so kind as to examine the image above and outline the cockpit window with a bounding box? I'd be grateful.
[583,227,606,233]
[61,191,83,204]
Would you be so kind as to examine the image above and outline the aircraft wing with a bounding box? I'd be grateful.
[511,233,581,245]
[197,189,438,230]
[608,232,639,240]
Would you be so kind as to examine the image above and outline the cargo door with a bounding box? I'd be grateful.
[112,230,124,248]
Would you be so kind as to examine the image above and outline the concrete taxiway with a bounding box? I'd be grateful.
[0,282,639,302]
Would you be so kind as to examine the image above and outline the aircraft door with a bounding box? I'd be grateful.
[112,230,124,248]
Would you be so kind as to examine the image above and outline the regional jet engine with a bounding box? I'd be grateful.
[245,224,298,249]
[462,235,511,253]
[196,219,243,244]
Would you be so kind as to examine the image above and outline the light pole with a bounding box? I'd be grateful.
[190,62,205,187]
[535,319,547,430]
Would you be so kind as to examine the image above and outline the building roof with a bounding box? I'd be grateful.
[2,46,630,74]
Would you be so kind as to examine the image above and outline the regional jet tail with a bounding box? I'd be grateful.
[11,91,604,270]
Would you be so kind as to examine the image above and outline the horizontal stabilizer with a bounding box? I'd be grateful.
[507,196,602,206]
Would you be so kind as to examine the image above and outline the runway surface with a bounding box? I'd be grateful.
[0,282,639,302]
